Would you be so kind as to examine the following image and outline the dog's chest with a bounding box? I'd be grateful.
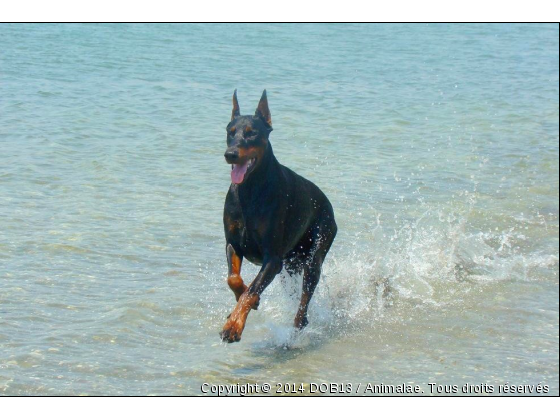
[231,206,274,264]
[238,222,264,265]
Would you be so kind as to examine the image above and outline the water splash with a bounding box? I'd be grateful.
[253,197,558,348]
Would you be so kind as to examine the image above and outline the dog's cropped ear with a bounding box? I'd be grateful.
[255,89,272,128]
[231,89,240,121]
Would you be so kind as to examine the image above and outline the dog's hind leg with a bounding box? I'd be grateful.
[294,222,337,330]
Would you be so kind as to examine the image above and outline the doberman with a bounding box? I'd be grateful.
[220,90,337,343]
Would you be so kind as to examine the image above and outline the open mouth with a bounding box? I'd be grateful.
[231,158,256,184]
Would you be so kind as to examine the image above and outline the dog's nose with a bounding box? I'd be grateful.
[224,149,239,162]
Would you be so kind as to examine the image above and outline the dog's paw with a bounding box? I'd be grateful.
[220,319,244,343]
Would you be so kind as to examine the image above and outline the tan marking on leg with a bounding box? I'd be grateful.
[228,274,247,301]
[221,292,260,342]
[227,251,247,300]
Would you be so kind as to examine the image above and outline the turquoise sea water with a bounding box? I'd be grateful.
[0,23,558,395]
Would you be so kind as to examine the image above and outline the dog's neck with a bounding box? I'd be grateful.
[236,141,279,202]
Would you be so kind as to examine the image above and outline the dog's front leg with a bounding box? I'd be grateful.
[226,244,246,301]
[220,256,282,343]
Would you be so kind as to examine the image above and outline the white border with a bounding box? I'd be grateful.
[1,1,559,22]
[1,396,559,418]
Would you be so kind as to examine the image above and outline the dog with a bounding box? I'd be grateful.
[220,90,337,343]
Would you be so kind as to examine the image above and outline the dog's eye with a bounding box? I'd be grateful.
[245,130,256,137]
[228,129,236,136]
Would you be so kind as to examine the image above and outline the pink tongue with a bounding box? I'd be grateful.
[231,161,249,184]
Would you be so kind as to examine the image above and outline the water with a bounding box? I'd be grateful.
[0,23,558,395]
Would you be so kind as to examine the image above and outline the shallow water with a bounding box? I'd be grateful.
[0,23,558,395]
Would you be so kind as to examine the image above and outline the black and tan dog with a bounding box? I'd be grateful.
[220,90,337,343]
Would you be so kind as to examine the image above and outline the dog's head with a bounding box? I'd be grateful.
[225,90,273,185]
